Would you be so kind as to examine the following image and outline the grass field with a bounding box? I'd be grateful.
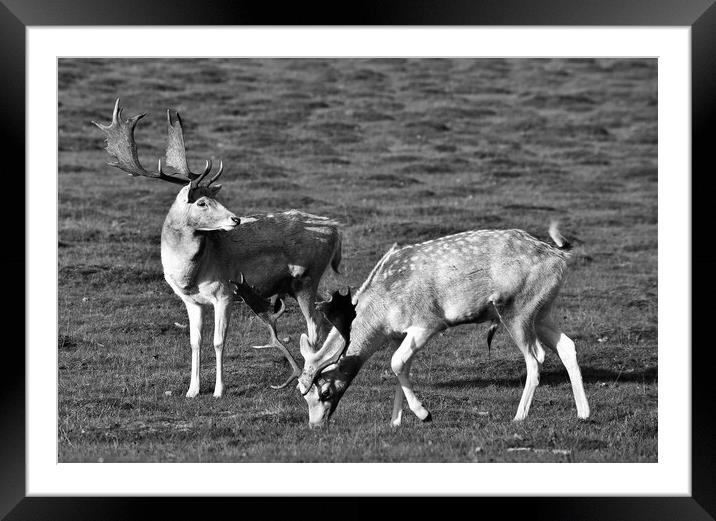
[58,58,657,462]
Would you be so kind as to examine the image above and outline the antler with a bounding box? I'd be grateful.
[230,274,302,390]
[165,109,224,188]
[92,98,223,186]
[299,288,356,395]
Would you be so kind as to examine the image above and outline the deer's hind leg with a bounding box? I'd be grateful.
[536,310,590,419]
[391,327,434,425]
[505,316,544,422]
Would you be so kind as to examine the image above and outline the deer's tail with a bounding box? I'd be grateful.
[548,221,572,251]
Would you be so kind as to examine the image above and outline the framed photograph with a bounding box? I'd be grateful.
[8,0,714,518]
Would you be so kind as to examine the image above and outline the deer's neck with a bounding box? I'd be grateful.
[328,313,384,397]
[345,304,387,367]
[160,215,209,291]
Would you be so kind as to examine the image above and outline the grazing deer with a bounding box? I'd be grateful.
[291,223,590,427]
[92,99,342,397]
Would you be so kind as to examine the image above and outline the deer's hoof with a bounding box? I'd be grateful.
[577,405,591,420]
[186,388,200,398]
[422,412,433,423]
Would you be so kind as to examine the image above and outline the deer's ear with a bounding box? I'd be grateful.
[207,184,222,196]
[318,288,356,343]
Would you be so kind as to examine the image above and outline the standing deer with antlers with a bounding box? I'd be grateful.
[93,99,342,397]
[285,223,589,428]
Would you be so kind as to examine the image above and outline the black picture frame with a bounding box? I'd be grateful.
[6,1,714,519]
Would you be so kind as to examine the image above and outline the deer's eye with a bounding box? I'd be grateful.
[319,387,332,401]
[197,201,207,207]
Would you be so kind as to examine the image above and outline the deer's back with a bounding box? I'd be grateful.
[362,229,568,332]
[212,209,341,295]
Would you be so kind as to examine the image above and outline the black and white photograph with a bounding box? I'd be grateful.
[57,57,658,463]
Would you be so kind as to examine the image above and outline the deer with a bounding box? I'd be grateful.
[92,99,342,398]
[283,223,590,428]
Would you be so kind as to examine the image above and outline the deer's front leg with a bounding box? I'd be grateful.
[213,299,232,398]
[185,302,204,398]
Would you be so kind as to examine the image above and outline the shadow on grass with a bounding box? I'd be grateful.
[433,365,657,389]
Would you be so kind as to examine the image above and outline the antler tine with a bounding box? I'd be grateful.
[92,99,189,185]
[111,97,120,123]
[255,301,303,390]
[189,160,213,189]
[207,161,224,186]
[230,274,303,389]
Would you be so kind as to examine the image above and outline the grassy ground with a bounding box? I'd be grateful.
[58,58,657,462]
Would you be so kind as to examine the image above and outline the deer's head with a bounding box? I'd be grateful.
[93,99,239,233]
[171,183,239,233]
[298,288,360,428]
